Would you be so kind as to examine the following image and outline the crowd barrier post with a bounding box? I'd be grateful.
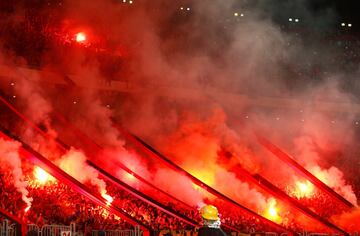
[1,220,9,236]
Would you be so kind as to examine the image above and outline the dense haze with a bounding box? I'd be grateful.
[0,0,360,232]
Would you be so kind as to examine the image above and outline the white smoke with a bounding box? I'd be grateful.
[58,147,107,193]
[0,137,32,209]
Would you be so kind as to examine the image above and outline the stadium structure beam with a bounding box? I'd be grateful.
[0,95,68,153]
[227,162,348,234]
[0,97,204,231]
[0,129,151,236]
[55,112,241,233]
[114,123,295,235]
[88,160,199,227]
[256,134,354,209]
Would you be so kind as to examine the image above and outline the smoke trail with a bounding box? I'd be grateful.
[332,207,360,231]
[292,109,358,205]
[78,97,124,148]
[162,108,272,211]
[153,168,204,207]
[309,165,357,206]
[10,69,60,159]
[101,146,205,207]
[15,77,53,124]
[216,169,268,211]
[58,147,109,197]
[101,147,151,185]
[0,137,32,209]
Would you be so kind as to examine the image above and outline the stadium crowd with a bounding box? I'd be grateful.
[2,162,358,235]
[1,1,360,235]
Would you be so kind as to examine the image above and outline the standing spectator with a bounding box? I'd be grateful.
[198,205,226,236]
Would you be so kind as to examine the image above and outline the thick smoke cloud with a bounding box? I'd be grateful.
[0,0,359,231]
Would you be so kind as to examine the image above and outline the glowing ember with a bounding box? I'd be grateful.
[75,32,86,43]
[101,191,114,206]
[293,180,314,198]
[34,166,51,184]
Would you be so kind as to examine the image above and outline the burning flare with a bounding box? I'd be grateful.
[101,190,114,206]
[75,32,86,43]
[293,180,314,199]
[34,166,54,184]
[264,198,281,223]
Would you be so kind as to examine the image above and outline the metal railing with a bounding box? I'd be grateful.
[40,223,75,236]
[0,220,8,236]
[92,230,134,236]
[27,225,40,233]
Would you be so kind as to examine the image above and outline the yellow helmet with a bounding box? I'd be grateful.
[200,205,220,221]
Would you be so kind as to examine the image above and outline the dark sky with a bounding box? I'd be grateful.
[306,0,360,31]
[231,0,359,32]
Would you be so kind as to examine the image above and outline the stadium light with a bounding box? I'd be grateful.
[289,18,293,22]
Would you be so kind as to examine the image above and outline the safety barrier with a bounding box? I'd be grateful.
[26,224,40,236]
[91,226,142,236]
[92,230,134,236]
[0,220,9,236]
[5,222,358,236]
[40,223,75,236]
[0,220,16,236]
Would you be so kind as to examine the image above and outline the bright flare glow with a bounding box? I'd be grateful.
[234,12,239,17]
[268,206,277,217]
[264,199,281,223]
[293,180,314,198]
[127,172,135,180]
[34,166,51,184]
[75,32,86,43]
[101,191,114,206]
[190,168,215,186]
